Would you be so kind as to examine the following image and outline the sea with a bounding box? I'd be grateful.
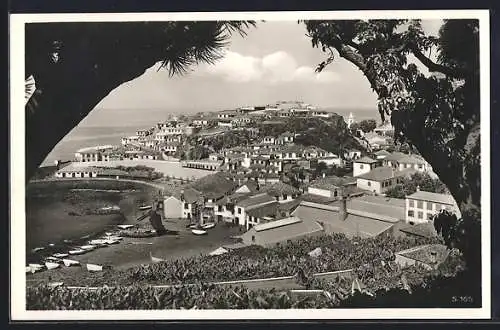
[42,107,379,166]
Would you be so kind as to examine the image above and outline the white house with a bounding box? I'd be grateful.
[344,149,362,160]
[318,156,343,167]
[276,132,295,145]
[384,152,432,173]
[234,193,277,227]
[262,136,276,145]
[353,156,379,177]
[163,195,184,219]
[405,189,461,224]
[356,167,416,194]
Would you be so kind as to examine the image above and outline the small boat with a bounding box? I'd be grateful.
[31,247,45,253]
[139,205,152,211]
[188,224,198,229]
[45,261,60,270]
[80,245,96,251]
[63,239,73,244]
[86,263,103,272]
[28,263,44,269]
[53,253,69,258]
[105,232,113,236]
[89,239,108,246]
[46,257,61,262]
[107,236,123,241]
[117,224,134,229]
[191,229,207,235]
[150,252,165,263]
[68,249,86,255]
[62,259,80,267]
[201,223,216,229]
[104,239,119,245]
[48,243,55,247]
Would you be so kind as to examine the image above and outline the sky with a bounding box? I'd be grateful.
[83,20,443,126]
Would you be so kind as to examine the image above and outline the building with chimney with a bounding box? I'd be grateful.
[292,194,405,238]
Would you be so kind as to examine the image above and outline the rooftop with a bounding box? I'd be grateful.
[254,216,301,232]
[385,152,427,165]
[308,176,357,191]
[356,167,416,182]
[246,202,279,219]
[407,190,456,205]
[260,182,299,196]
[237,193,276,209]
[354,156,378,164]
[396,244,450,266]
[399,222,438,238]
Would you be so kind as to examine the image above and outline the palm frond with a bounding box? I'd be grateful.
[158,21,255,77]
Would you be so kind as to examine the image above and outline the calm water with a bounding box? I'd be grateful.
[43,107,379,166]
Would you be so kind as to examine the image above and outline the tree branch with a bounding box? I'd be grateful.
[408,43,470,79]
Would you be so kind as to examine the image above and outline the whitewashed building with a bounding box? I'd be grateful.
[405,189,461,224]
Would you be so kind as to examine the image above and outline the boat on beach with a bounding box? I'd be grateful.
[89,239,109,246]
[31,247,45,253]
[117,224,134,229]
[86,263,103,272]
[46,256,61,262]
[45,261,60,270]
[80,245,97,251]
[150,252,165,263]
[191,229,207,235]
[62,259,80,267]
[68,249,86,255]
[201,223,216,229]
[139,205,152,211]
[53,253,69,258]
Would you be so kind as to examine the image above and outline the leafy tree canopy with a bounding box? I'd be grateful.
[385,172,448,199]
[303,19,480,214]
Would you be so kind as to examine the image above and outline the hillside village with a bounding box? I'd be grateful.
[53,101,461,252]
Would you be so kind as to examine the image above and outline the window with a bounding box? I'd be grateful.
[418,164,423,169]
[367,181,371,187]
[218,205,223,212]
[334,190,338,197]
[407,210,414,217]
[418,211,423,219]
[426,202,433,210]
[283,194,288,200]
[427,213,434,221]
[360,164,364,169]
[184,203,189,210]
[417,201,423,209]
[238,208,242,214]
[251,235,255,243]
[409,200,414,207]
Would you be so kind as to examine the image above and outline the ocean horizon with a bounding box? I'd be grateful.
[42,107,381,166]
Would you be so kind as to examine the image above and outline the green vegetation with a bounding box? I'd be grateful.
[304,19,481,304]
[385,172,448,199]
[350,119,377,134]
[26,232,477,309]
[257,116,364,155]
[114,165,164,181]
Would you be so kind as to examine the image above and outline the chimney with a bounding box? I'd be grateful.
[416,185,420,192]
[339,188,348,221]
[180,189,185,202]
